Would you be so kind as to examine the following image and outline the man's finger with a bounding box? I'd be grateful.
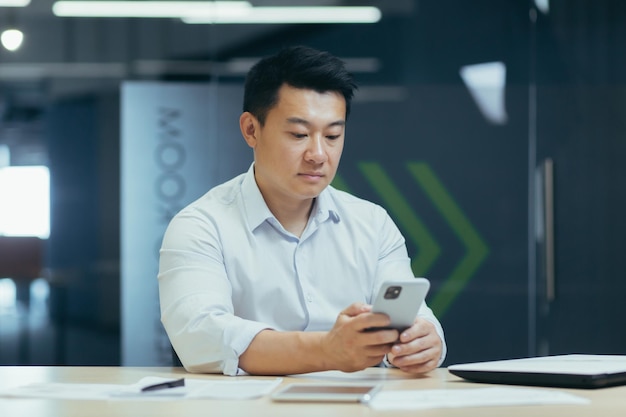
[399,318,434,342]
[340,302,372,317]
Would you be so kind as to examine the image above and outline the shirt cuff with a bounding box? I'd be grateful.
[381,354,395,368]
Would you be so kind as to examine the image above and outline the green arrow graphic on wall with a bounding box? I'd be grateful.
[332,162,489,317]
[358,162,441,276]
[406,162,489,316]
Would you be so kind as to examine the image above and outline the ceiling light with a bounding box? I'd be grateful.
[51,2,381,24]
[1,29,24,51]
[0,0,30,6]
[183,6,382,24]
[52,1,252,18]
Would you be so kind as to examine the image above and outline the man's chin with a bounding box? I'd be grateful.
[298,186,326,200]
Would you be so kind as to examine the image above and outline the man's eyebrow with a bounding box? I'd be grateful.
[286,117,346,127]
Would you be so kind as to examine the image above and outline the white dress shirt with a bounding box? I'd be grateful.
[158,164,446,375]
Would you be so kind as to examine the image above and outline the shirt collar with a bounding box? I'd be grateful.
[311,184,341,225]
[241,163,274,231]
[241,163,341,232]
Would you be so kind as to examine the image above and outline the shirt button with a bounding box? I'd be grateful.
[306,293,313,302]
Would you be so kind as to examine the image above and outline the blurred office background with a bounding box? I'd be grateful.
[0,0,625,366]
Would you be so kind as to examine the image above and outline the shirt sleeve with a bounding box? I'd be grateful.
[417,302,447,366]
[372,208,448,367]
[157,208,269,376]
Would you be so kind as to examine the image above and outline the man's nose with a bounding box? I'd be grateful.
[305,135,327,163]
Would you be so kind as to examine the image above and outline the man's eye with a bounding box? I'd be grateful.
[326,135,341,140]
[292,133,307,138]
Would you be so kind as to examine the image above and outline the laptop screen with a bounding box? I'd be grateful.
[448,354,626,389]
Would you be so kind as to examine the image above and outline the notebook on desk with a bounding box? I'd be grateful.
[448,354,626,389]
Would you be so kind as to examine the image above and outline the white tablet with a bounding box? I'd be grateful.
[270,383,382,403]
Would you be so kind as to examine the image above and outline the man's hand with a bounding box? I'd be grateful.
[385,317,442,374]
[320,303,399,372]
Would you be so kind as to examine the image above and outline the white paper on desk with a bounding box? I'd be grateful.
[0,376,283,401]
[184,377,283,399]
[368,387,590,410]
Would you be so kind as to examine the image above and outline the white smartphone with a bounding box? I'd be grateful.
[369,278,430,332]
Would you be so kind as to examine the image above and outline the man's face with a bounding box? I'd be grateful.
[243,84,346,209]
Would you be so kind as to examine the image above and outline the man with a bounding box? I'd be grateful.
[158,46,446,376]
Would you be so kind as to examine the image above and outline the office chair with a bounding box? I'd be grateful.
[0,236,44,280]
[0,236,44,363]
[0,236,65,364]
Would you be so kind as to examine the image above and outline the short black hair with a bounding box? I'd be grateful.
[243,46,358,125]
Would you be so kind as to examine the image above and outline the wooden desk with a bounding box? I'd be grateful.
[0,366,624,416]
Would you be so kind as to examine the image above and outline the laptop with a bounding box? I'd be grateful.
[448,354,626,389]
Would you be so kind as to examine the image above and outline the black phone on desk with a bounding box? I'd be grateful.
[367,278,430,332]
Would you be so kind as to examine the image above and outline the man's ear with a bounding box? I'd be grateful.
[240,112,259,148]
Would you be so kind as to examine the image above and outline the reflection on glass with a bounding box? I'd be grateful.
[0,145,9,168]
[29,277,50,316]
[0,166,50,238]
[460,61,508,125]
[0,278,17,311]
[534,0,550,14]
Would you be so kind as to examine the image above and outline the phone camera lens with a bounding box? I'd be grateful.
[384,286,402,299]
